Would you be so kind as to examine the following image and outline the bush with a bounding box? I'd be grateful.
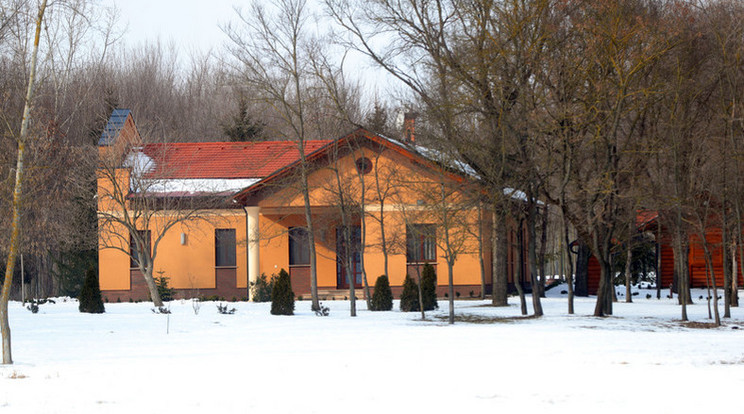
[399,275,420,312]
[155,275,175,302]
[217,303,236,314]
[26,301,39,313]
[250,273,275,302]
[314,303,330,316]
[79,266,105,314]
[370,275,393,311]
[421,264,438,311]
[271,268,295,315]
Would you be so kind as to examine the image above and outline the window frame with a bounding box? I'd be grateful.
[130,229,151,269]
[406,224,437,264]
[215,228,237,268]
[288,227,311,266]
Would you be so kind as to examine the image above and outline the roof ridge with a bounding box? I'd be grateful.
[143,139,333,147]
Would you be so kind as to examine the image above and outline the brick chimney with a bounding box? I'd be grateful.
[403,112,418,143]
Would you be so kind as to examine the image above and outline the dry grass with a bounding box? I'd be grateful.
[6,371,27,379]
[433,313,539,324]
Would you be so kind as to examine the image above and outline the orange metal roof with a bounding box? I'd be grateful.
[139,140,332,179]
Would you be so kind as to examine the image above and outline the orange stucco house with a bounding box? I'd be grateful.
[97,109,530,302]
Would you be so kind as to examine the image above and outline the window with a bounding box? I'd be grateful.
[130,230,151,268]
[289,227,310,266]
[215,229,237,267]
[355,157,372,174]
[406,224,436,263]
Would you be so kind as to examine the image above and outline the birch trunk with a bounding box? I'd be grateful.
[2,0,47,365]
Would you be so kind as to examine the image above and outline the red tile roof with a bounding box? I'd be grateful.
[139,140,332,179]
[636,210,659,228]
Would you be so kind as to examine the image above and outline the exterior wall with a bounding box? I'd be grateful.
[585,226,744,295]
[250,145,493,297]
[99,210,249,301]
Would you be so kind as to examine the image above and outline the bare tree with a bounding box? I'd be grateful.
[2,0,47,365]
[226,0,356,311]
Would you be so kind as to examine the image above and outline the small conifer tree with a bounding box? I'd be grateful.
[155,275,175,302]
[370,275,393,311]
[399,274,420,312]
[79,267,105,313]
[421,263,438,311]
[271,268,295,315]
[250,273,275,302]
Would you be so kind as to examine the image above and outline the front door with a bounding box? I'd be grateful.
[336,226,362,289]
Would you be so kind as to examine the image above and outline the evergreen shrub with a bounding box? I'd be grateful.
[399,275,420,312]
[370,275,393,311]
[250,273,275,302]
[79,266,105,313]
[421,264,438,311]
[271,268,295,315]
[155,275,175,302]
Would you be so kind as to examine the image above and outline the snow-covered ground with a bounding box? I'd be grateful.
[1,285,743,413]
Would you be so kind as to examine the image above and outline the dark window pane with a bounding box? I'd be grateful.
[289,227,310,265]
[215,229,237,267]
[406,224,436,264]
[130,230,151,268]
[336,226,362,287]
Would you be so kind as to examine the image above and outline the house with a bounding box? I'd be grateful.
[580,211,744,295]
[97,109,532,302]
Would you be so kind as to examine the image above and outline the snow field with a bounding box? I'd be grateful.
[1,287,743,413]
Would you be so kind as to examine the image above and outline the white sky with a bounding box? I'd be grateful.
[109,0,238,56]
[108,0,399,101]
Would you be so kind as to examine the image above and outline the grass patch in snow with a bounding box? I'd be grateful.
[433,313,537,324]
[4,371,27,380]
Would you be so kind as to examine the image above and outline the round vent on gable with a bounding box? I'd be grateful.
[355,157,372,175]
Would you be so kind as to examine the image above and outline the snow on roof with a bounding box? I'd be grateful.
[132,178,261,197]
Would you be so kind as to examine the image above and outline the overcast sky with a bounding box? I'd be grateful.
[108,0,400,105]
[110,0,237,56]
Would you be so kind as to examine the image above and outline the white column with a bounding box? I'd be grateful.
[245,206,260,300]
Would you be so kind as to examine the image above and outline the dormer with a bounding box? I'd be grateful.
[97,108,142,163]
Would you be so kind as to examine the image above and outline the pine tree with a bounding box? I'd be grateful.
[78,267,105,314]
[421,263,438,311]
[399,275,420,312]
[271,268,295,315]
[370,275,393,311]
[222,97,264,142]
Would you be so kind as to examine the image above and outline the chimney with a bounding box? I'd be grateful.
[403,112,418,143]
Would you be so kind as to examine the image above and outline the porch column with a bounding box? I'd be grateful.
[245,206,260,300]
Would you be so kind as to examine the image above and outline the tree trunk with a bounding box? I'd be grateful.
[300,161,320,312]
[656,225,662,300]
[415,266,425,321]
[527,200,543,317]
[1,0,47,365]
[538,204,549,298]
[702,243,721,326]
[625,221,633,303]
[491,209,508,306]
[515,220,527,315]
[592,231,613,317]
[722,205,731,318]
[477,203,486,300]
[448,260,455,324]
[562,210,574,314]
